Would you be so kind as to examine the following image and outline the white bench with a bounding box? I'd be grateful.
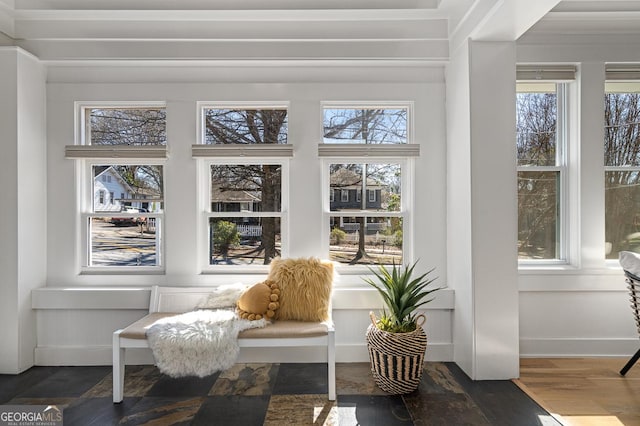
[112,285,336,402]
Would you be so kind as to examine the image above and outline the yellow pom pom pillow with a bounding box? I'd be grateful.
[268,257,334,322]
[236,280,280,321]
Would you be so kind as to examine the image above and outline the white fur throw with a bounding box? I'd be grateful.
[147,309,267,378]
[195,282,249,309]
[146,284,267,378]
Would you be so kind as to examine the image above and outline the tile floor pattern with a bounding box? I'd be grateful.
[0,362,557,425]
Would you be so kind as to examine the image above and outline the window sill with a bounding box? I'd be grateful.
[32,286,454,311]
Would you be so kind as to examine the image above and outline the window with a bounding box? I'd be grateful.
[327,162,403,265]
[87,164,164,268]
[341,189,349,202]
[323,107,407,144]
[322,105,415,267]
[84,106,166,146]
[68,103,167,271]
[516,82,567,262]
[604,82,640,259]
[330,189,335,202]
[197,105,290,268]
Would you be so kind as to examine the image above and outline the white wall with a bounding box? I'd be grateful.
[35,64,454,365]
[0,47,46,373]
[516,36,640,358]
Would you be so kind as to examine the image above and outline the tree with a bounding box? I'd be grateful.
[516,91,558,258]
[205,109,287,265]
[89,108,166,146]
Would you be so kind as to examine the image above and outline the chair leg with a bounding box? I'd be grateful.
[620,347,640,376]
[113,331,125,403]
[327,330,336,401]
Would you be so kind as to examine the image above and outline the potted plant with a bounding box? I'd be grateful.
[364,260,440,394]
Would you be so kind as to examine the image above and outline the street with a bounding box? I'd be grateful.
[91,219,157,266]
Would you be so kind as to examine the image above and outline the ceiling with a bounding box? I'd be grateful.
[0,0,638,63]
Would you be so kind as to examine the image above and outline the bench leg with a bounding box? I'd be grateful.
[328,329,336,401]
[113,331,125,403]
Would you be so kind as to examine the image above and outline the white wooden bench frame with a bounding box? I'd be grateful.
[113,285,336,403]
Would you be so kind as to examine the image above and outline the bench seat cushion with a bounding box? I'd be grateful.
[119,312,329,340]
[238,320,328,338]
[119,312,177,339]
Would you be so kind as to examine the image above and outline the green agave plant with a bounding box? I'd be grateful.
[364,260,440,333]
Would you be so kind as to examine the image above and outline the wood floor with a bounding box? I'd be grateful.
[516,357,640,426]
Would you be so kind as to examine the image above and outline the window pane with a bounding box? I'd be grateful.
[605,170,640,258]
[93,165,164,213]
[203,108,288,145]
[87,108,166,146]
[518,171,559,259]
[209,217,281,265]
[323,108,407,144]
[210,164,281,213]
[329,216,402,265]
[516,89,557,166]
[605,93,640,167]
[329,163,400,212]
[89,217,159,266]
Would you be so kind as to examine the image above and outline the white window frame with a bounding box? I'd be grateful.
[516,82,572,267]
[320,101,416,273]
[196,101,291,273]
[322,158,413,273]
[79,159,165,273]
[341,189,349,202]
[71,101,168,273]
[198,158,289,273]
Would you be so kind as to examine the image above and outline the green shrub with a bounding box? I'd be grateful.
[213,220,240,256]
[393,230,403,247]
[331,227,347,245]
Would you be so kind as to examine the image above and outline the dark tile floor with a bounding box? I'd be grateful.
[0,362,559,425]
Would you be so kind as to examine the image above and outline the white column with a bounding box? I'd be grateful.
[446,40,520,379]
[578,63,606,267]
[0,47,46,373]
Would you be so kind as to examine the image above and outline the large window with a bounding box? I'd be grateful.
[517,83,567,261]
[87,164,164,268]
[605,83,640,258]
[198,106,289,268]
[70,104,167,270]
[322,105,414,266]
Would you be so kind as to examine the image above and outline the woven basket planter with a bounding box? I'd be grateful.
[366,313,427,394]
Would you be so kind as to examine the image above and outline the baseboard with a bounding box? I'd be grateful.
[34,342,454,366]
[520,338,640,357]
[35,346,155,366]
